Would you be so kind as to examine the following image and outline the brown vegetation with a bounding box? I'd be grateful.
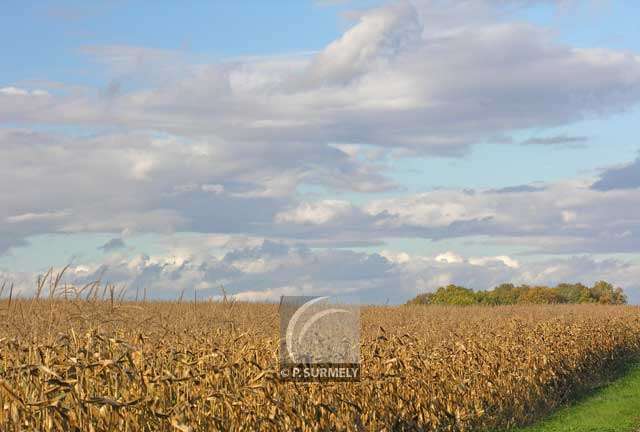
[0,277,639,430]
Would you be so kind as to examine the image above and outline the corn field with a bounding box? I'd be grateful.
[0,288,639,431]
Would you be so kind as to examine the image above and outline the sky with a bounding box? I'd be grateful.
[2,0,640,303]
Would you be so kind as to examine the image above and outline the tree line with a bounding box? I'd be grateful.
[406,281,627,306]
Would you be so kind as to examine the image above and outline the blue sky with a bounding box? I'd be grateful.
[2,0,640,303]
[2,1,362,84]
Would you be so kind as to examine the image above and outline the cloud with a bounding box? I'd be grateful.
[0,87,29,96]
[490,185,547,193]
[6,210,71,224]
[263,175,640,254]
[98,238,126,252]
[2,245,639,303]
[0,125,400,256]
[0,86,49,97]
[592,156,640,191]
[201,184,224,194]
[275,200,355,225]
[4,2,640,157]
[469,255,520,269]
[0,234,29,256]
[373,180,640,254]
[2,119,640,258]
[521,134,588,148]
[435,251,464,264]
[302,2,420,87]
[5,139,638,256]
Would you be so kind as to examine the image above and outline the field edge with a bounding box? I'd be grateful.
[512,361,640,432]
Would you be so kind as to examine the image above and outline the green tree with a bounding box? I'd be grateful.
[519,286,563,304]
[481,283,524,305]
[590,281,627,305]
[430,285,478,306]
[406,293,435,305]
[555,283,592,304]
[406,281,628,306]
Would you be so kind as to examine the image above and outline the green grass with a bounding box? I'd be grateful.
[515,363,640,432]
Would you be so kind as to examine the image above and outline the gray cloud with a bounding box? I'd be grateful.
[521,134,588,148]
[98,238,126,252]
[2,245,639,304]
[0,127,391,250]
[2,117,640,261]
[269,176,640,254]
[592,156,640,191]
[489,184,547,193]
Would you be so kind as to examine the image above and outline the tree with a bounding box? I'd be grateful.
[485,283,522,305]
[406,281,628,306]
[406,293,435,305]
[519,286,563,304]
[590,281,627,305]
[430,285,478,306]
[555,283,592,304]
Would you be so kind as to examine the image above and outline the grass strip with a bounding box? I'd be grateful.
[515,363,640,432]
